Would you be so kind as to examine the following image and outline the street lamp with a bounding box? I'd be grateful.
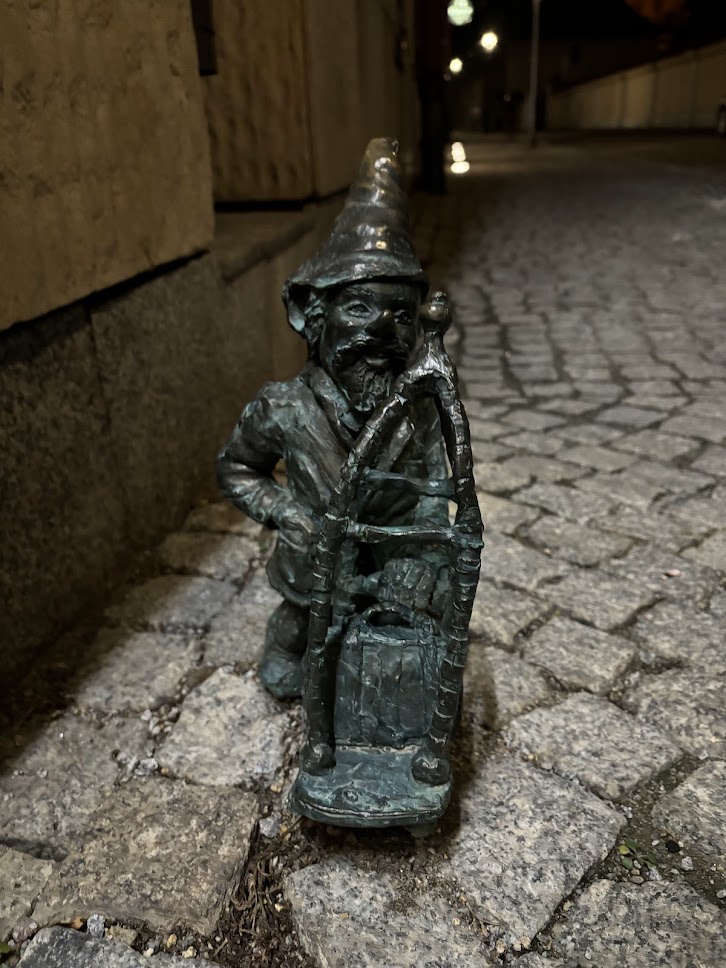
[447,0,473,27]
[449,57,463,74]
[480,31,499,53]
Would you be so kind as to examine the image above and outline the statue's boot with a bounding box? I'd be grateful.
[259,600,309,699]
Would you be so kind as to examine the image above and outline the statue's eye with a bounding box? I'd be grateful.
[346,302,370,316]
[395,310,412,325]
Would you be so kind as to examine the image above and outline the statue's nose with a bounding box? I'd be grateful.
[369,308,396,336]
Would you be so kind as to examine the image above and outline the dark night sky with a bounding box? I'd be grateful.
[450,0,726,50]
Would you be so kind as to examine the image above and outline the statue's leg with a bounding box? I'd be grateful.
[259,599,309,700]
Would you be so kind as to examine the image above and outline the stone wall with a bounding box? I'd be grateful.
[0,0,214,333]
[204,0,419,201]
[0,207,335,683]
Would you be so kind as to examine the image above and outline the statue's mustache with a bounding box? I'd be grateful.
[332,334,411,371]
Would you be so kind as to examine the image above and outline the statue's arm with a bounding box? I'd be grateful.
[216,396,292,530]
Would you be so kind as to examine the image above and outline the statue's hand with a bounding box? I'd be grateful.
[276,501,318,556]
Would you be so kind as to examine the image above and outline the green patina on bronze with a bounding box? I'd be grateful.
[217,138,483,829]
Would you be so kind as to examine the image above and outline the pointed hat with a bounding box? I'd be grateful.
[283,137,428,333]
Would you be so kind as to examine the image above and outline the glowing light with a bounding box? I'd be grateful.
[451,141,467,162]
[480,30,499,52]
[449,57,463,75]
[450,161,470,174]
[447,0,473,26]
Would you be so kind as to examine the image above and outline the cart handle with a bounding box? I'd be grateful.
[360,469,455,498]
[346,521,481,547]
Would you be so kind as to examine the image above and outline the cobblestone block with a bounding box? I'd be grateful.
[18,927,218,966]
[598,405,664,429]
[560,444,636,472]
[71,630,203,712]
[667,490,726,531]
[105,576,236,631]
[483,533,570,591]
[523,382,575,399]
[516,482,616,522]
[473,460,532,494]
[627,460,713,496]
[33,779,257,934]
[623,670,726,757]
[468,418,511,441]
[0,714,150,858]
[552,423,623,446]
[692,445,726,477]
[527,516,632,567]
[182,502,265,539]
[575,472,665,508]
[612,430,698,461]
[683,531,726,572]
[539,568,658,630]
[156,670,288,787]
[0,846,54,940]
[602,545,720,607]
[475,492,540,535]
[286,860,495,968]
[622,393,687,412]
[498,431,566,456]
[440,756,623,945]
[658,415,726,443]
[625,379,681,396]
[505,693,681,800]
[466,646,553,729]
[593,505,708,552]
[470,581,550,645]
[550,880,726,968]
[633,601,726,674]
[652,760,726,865]
[502,410,565,432]
[523,616,635,694]
[157,532,259,582]
[539,399,599,416]
[497,455,586,483]
[203,572,283,669]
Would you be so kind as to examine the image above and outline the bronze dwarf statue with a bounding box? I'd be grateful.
[217,138,482,828]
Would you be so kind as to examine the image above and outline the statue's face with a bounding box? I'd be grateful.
[318,280,420,416]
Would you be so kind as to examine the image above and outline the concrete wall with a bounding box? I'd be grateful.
[0,0,214,332]
[204,0,418,201]
[548,39,726,130]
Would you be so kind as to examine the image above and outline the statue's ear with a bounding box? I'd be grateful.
[282,282,307,335]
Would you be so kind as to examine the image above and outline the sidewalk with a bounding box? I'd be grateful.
[2,137,726,967]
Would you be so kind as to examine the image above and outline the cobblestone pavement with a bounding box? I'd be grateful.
[2,136,726,967]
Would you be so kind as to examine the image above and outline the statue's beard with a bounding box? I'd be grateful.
[337,359,396,415]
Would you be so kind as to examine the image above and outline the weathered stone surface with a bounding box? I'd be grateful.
[652,761,726,864]
[623,670,726,757]
[105,576,236,631]
[33,779,257,934]
[627,459,713,495]
[505,693,681,800]
[466,646,553,729]
[203,572,283,668]
[470,581,550,645]
[598,405,664,429]
[157,532,260,582]
[18,927,218,966]
[286,860,494,968]
[658,414,726,443]
[612,429,698,461]
[560,444,636,472]
[668,491,726,531]
[550,880,726,968]
[482,533,570,592]
[632,601,726,674]
[440,756,623,944]
[527,516,632,567]
[683,531,726,572]
[576,471,665,509]
[182,502,265,539]
[539,568,658,630]
[593,504,709,551]
[157,670,288,786]
[0,847,54,940]
[516,957,565,968]
[71,629,203,712]
[497,455,585,484]
[0,714,150,858]
[692,445,726,477]
[499,431,566,456]
[523,616,636,694]
[502,409,564,432]
[602,544,720,606]
[516,482,616,522]
[474,492,540,535]
[2,1,213,330]
[473,460,532,493]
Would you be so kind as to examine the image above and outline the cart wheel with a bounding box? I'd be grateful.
[411,745,450,785]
